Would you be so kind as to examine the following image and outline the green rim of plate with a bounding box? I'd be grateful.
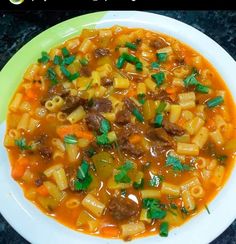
[0,11,106,123]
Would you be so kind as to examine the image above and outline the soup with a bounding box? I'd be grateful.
[4,26,236,240]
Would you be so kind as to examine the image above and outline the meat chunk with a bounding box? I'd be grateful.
[149,38,168,49]
[146,128,173,144]
[34,178,43,187]
[117,123,144,158]
[101,76,113,86]
[89,98,112,113]
[94,48,110,58]
[61,95,87,114]
[41,84,69,105]
[38,146,52,160]
[80,66,91,77]
[108,197,139,221]
[85,112,105,132]
[162,119,185,136]
[147,89,173,103]
[123,97,137,112]
[115,109,131,125]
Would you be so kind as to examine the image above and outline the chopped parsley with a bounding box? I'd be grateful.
[74,160,92,191]
[60,65,80,81]
[206,96,224,108]
[114,161,133,183]
[61,47,70,57]
[64,134,78,144]
[149,175,163,187]
[133,178,144,189]
[96,133,110,145]
[137,93,146,105]
[47,67,58,85]
[166,155,191,171]
[63,55,75,65]
[79,57,89,66]
[151,72,165,87]
[183,72,199,87]
[125,42,137,50]
[157,53,168,63]
[143,198,167,219]
[160,222,169,237]
[15,138,32,151]
[132,108,144,122]
[53,55,62,65]
[99,119,111,134]
[38,51,50,64]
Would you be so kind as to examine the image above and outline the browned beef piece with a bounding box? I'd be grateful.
[85,112,105,132]
[66,167,77,191]
[101,76,113,86]
[80,66,91,77]
[94,48,110,58]
[115,109,131,125]
[149,38,168,49]
[117,123,144,158]
[146,128,173,144]
[123,97,137,112]
[147,89,172,103]
[162,119,185,136]
[61,96,87,114]
[34,178,43,187]
[41,84,69,105]
[38,146,52,160]
[108,197,139,221]
[89,98,112,113]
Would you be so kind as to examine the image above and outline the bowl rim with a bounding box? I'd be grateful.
[0,10,236,244]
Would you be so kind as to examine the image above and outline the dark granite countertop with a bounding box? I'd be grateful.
[0,10,235,244]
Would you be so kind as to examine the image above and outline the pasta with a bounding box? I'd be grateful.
[5,26,236,241]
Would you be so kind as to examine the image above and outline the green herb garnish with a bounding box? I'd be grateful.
[47,68,58,85]
[160,222,169,237]
[60,65,79,81]
[166,155,191,171]
[149,175,163,187]
[86,147,96,158]
[206,96,224,108]
[125,42,137,50]
[114,161,133,183]
[154,113,163,127]
[157,53,168,63]
[156,101,167,113]
[100,119,111,134]
[116,55,126,69]
[135,62,143,71]
[38,51,50,64]
[151,62,160,69]
[195,84,209,94]
[79,57,89,66]
[64,134,78,144]
[184,72,199,87]
[53,55,62,65]
[15,138,31,151]
[204,204,210,214]
[133,178,144,189]
[61,47,70,57]
[143,198,167,219]
[132,108,144,122]
[137,93,146,105]
[63,55,75,65]
[96,133,110,145]
[151,72,165,87]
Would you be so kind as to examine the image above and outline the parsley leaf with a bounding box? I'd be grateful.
[100,119,110,134]
[74,174,92,191]
[166,155,191,171]
[64,134,78,144]
[96,133,110,145]
[47,68,58,85]
[133,178,144,189]
[15,138,32,151]
[184,72,199,87]
[149,175,163,187]
[114,161,133,183]
[160,222,169,237]
[74,160,92,191]
[38,51,50,64]
[142,198,166,219]
[137,94,146,105]
[77,160,90,180]
[157,53,168,63]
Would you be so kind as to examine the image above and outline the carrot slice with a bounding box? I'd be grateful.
[37,184,49,196]
[129,134,142,144]
[11,157,29,180]
[100,226,120,237]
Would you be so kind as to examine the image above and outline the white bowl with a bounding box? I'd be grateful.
[0,11,235,244]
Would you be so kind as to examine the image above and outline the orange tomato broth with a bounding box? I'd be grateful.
[5,26,236,240]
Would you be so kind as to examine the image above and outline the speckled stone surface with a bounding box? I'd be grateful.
[0,10,235,244]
